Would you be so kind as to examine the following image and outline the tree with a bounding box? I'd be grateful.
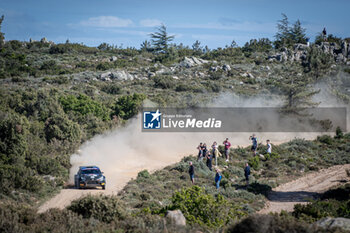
[274,13,290,48]
[0,15,5,49]
[230,40,237,48]
[140,40,152,52]
[303,45,334,79]
[290,20,307,44]
[277,65,319,114]
[150,24,175,53]
[274,14,307,49]
[192,40,202,51]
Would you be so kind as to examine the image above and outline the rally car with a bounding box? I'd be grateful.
[74,166,106,190]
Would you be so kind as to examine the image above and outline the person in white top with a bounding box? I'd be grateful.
[266,139,272,154]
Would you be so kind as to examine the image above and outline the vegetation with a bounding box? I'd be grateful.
[274,13,308,49]
[0,13,349,233]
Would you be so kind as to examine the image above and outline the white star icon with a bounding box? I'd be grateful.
[150,109,161,122]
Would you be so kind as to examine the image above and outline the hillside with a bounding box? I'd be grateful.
[1,15,350,232]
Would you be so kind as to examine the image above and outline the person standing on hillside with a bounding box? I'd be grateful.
[189,161,195,184]
[249,134,258,156]
[322,27,327,41]
[197,143,204,161]
[212,141,221,166]
[244,163,251,186]
[206,149,213,171]
[215,169,222,189]
[266,139,272,155]
[223,138,231,162]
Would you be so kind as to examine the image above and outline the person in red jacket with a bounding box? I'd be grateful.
[223,138,231,162]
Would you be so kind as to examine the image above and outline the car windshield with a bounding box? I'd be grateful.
[81,169,101,175]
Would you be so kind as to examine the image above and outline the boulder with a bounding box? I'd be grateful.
[111,70,134,80]
[166,210,186,226]
[100,72,112,80]
[294,43,308,51]
[179,56,208,68]
[222,64,231,72]
[110,56,118,62]
[317,217,350,231]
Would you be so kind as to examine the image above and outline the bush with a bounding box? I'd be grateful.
[59,94,110,120]
[317,135,333,145]
[137,169,150,179]
[153,76,175,89]
[114,93,146,120]
[228,214,330,233]
[248,156,260,170]
[68,194,127,223]
[166,185,247,228]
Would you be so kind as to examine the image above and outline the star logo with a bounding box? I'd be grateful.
[143,109,162,129]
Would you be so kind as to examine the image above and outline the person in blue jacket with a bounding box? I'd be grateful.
[244,163,251,186]
[215,169,222,189]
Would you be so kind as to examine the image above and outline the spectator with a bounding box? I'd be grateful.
[215,169,222,189]
[222,138,231,162]
[266,139,272,155]
[212,141,221,166]
[206,150,213,171]
[189,161,194,184]
[244,163,251,186]
[197,143,203,161]
[249,134,258,156]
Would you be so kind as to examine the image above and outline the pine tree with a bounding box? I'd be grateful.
[0,15,5,49]
[140,40,152,52]
[290,20,307,44]
[274,13,290,48]
[150,24,175,53]
[278,65,320,114]
[192,40,202,51]
[274,14,307,48]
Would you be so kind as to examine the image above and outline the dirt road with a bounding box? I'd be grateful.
[259,164,350,214]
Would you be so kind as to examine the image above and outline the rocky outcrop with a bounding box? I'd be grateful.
[99,70,134,81]
[317,217,350,231]
[179,56,208,68]
[268,41,350,64]
[165,210,186,226]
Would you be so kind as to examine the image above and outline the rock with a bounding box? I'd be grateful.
[179,56,208,68]
[166,210,186,226]
[317,217,350,231]
[100,72,112,80]
[259,154,265,160]
[210,66,220,72]
[110,56,117,62]
[148,72,156,78]
[239,81,244,85]
[111,70,134,80]
[222,64,231,72]
[172,76,179,80]
[294,43,308,51]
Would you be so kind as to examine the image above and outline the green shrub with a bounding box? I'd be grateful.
[114,93,146,120]
[335,126,344,139]
[153,76,175,89]
[137,169,150,179]
[228,214,330,233]
[59,94,110,120]
[317,135,333,145]
[166,185,247,228]
[248,156,260,170]
[68,194,126,223]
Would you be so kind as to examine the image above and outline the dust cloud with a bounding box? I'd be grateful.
[69,88,348,190]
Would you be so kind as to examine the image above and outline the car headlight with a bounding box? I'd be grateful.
[97,176,104,181]
[80,177,85,181]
